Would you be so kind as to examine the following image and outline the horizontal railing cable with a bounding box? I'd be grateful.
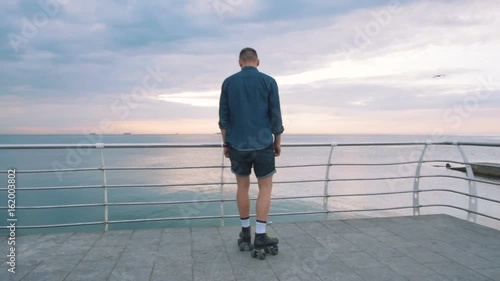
[2,173,499,192]
[3,188,498,211]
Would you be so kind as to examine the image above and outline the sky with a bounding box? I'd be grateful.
[1,0,499,135]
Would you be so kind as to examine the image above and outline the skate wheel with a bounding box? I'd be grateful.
[251,249,258,258]
[237,238,242,246]
[239,244,245,251]
[257,251,266,260]
[270,247,278,255]
[249,244,254,251]
[264,247,270,254]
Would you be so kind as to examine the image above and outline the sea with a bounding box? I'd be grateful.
[1,134,500,235]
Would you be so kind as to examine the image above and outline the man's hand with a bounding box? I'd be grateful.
[224,147,230,158]
[273,142,281,156]
[273,134,282,156]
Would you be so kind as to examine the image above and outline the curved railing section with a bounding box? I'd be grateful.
[1,141,499,231]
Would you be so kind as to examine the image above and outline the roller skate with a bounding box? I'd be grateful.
[237,226,254,251]
[251,233,279,260]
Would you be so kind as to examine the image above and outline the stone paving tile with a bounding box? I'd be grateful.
[314,236,361,253]
[334,251,385,269]
[57,240,94,256]
[191,228,224,250]
[389,216,422,225]
[274,225,323,250]
[356,226,395,237]
[117,250,156,267]
[424,261,493,281]
[354,266,408,281]
[417,239,499,270]
[406,274,451,281]
[124,238,160,253]
[447,239,500,259]
[192,261,236,281]
[21,270,71,281]
[382,256,436,277]
[160,231,192,246]
[339,232,382,246]
[151,259,193,281]
[0,259,41,281]
[343,218,378,228]
[474,267,500,281]
[82,246,125,261]
[321,220,363,234]
[94,231,131,247]
[130,228,163,240]
[20,254,83,281]
[230,262,279,281]
[108,263,154,281]
[32,254,83,273]
[444,250,499,270]
[314,264,366,281]
[298,221,345,242]
[260,242,322,281]
[268,257,324,281]
[363,243,407,259]
[374,235,419,248]
[157,241,192,259]
[64,260,116,281]
[192,246,229,264]
[397,246,451,264]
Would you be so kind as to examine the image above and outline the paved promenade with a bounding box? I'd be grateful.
[1,215,499,281]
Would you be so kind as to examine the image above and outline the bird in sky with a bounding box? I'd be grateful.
[433,74,446,78]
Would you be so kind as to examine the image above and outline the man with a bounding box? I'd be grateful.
[218,47,284,256]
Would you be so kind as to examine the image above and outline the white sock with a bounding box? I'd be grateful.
[256,221,266,234]
[241,218,250,228]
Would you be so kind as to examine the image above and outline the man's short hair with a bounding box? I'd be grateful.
[239,47,258,62]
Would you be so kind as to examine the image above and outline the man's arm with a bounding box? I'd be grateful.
[269,79,284,136]
[218,82,230,139]
[269,79,284,156]
[220,129,227,143]
[219,82,230,157]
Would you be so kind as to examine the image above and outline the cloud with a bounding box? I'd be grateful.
[1,0,499,134]
[157,91,220,107]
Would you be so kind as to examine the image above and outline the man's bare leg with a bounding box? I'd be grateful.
[256,175,273,222]
[253,175,278,255]
[236,175,253,250]
[236,175,251,218]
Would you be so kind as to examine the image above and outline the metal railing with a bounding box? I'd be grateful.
[1,141,500,231]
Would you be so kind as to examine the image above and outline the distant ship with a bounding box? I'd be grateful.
[123,133,132,135]
[90,133,97,135]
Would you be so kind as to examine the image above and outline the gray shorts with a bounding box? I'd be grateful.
[229,144,276,179]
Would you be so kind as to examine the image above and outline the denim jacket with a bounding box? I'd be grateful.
[218,66,284,151]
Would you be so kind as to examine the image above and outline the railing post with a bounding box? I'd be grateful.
[413,142,429,216]
[220,146,225,227]
[457,143,478,223]
[323,142,336,219]
[97,143,109,232]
